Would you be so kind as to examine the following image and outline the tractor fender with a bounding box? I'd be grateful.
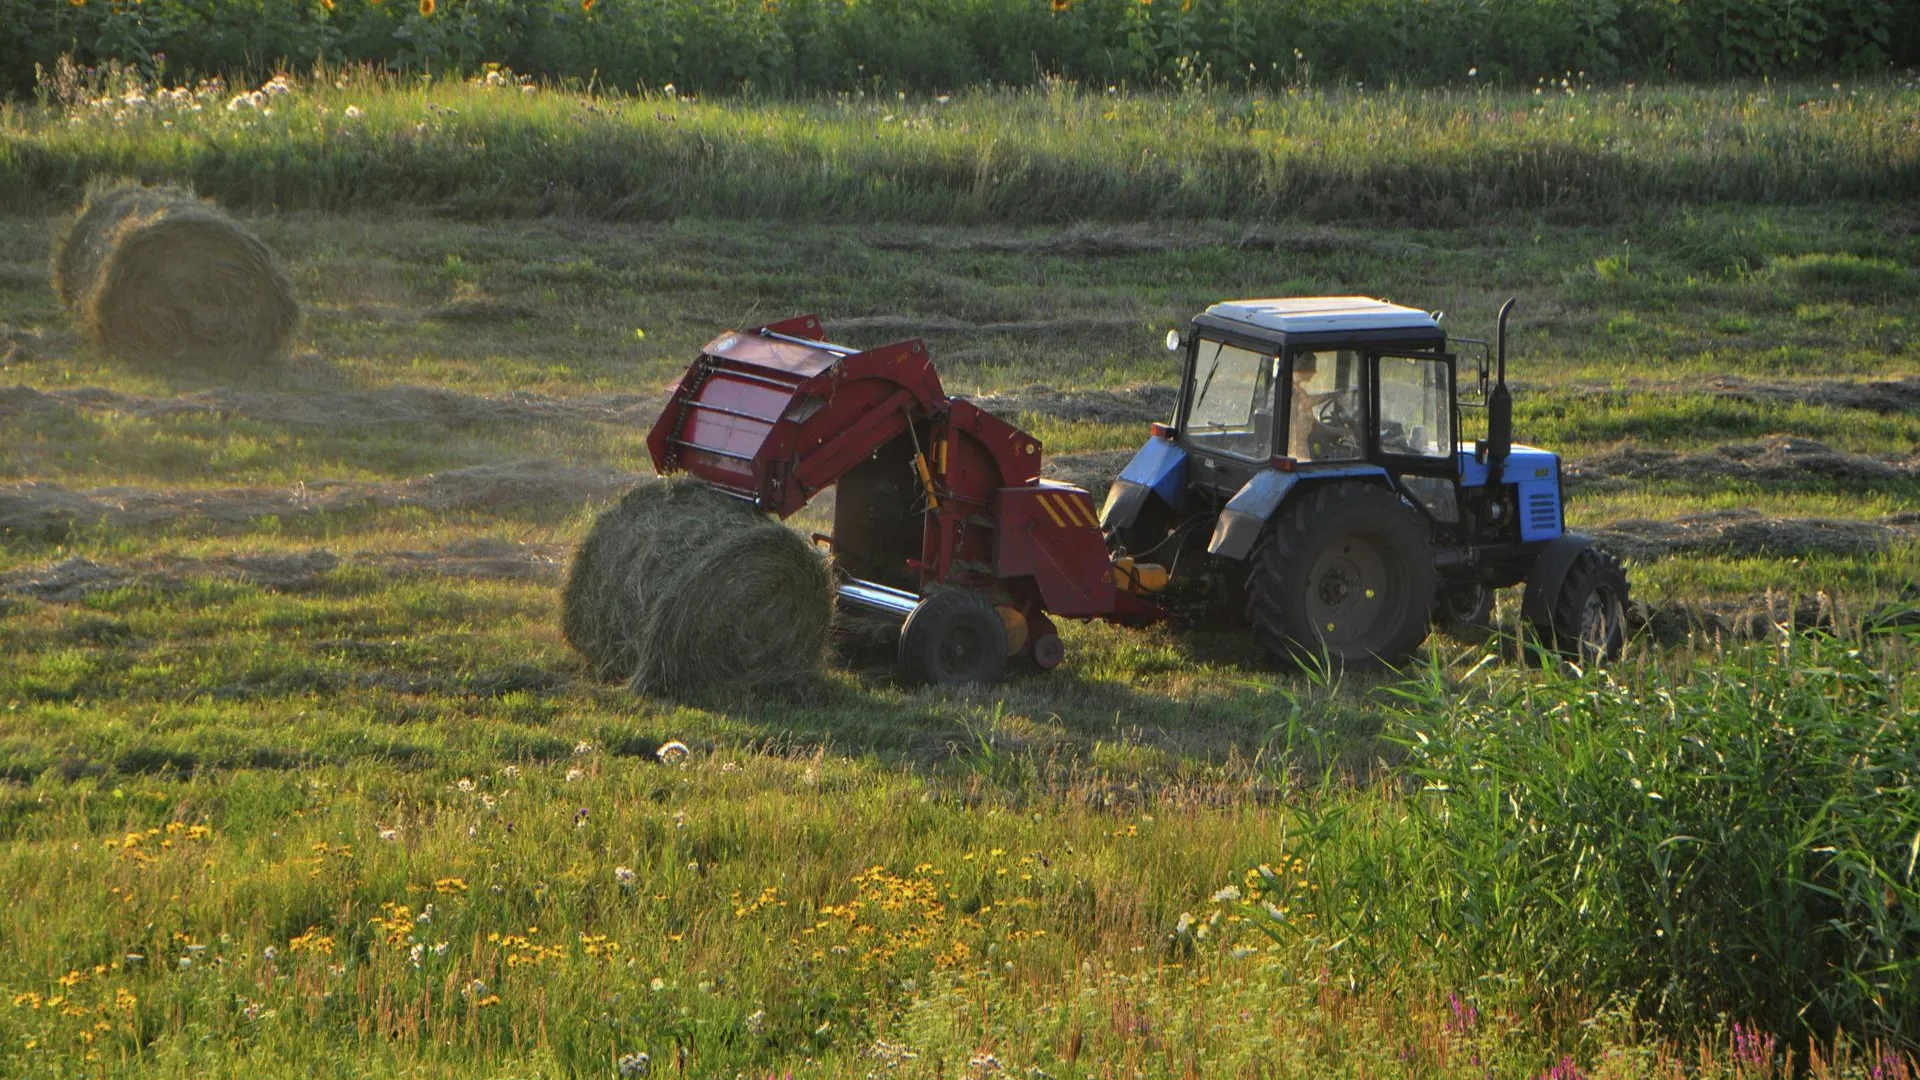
[1207,465,1389,561]
[1099,437,1188,532]
[1520,533,1597,625]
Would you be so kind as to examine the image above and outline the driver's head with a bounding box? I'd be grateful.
[1291,352,1318,381]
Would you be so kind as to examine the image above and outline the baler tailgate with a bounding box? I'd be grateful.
[651,330,846,497]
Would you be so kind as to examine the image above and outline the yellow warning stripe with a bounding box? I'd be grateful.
[1068,495,1100,527]
[1035,493,1069,528]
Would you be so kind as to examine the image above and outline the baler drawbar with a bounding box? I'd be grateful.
[645,314,1167,684]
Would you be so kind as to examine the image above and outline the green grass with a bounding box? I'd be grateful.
[4,75,1920,1076]
[3,75,1919,225]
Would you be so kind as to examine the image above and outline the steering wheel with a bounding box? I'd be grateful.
[1314,388,1360,427]
[1307,388,1363,459]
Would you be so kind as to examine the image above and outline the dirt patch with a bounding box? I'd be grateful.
[972,384,1176,427]
[423,298,540,323]
[366,537,566,583]
[1593,509,1920,562]
[0,462,642,539]
[1631,592,1854,644]
[864,223,1414,259]
[2,540,569,603]
[828,314,1139,338]
[0,383,659,429]
[1042,449,1133,495]
[1569,435,1920,487]
[1702,374,1920,415]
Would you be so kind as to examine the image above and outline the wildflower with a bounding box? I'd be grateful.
[418,0,435,14]
[1212,885,1241,902]
[618,1052,651,1077]
[1049,0,1070,10]
[650,977,666,991]
[582,0,596,9]
[409,943,425,968]
[378,826,400,842]
[456,778,475,792]
[565,767,585,783]
[260,947,277,961]
[745,1009,767,1035]
[1446,992,1478,1034]
[656,740,690,763]
[501,764,520,778]
[1468,66,1478,77]
[573,740,594,756]
[614,866,637,886]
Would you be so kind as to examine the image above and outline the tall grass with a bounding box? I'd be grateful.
[3,72,1917,225]
[1221,631,1920,1048]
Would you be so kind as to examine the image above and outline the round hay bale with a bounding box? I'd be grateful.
[561,480,832,696]
[51,181,299,367]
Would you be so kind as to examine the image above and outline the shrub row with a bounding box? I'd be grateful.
[3,0,1915,102]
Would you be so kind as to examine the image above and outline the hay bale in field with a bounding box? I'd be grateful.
[561,479,832,696]
[51,182,299,367]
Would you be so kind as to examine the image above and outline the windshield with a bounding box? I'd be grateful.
[1184,339,1277,460]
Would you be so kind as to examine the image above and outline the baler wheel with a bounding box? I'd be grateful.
[899,589,1009,686]
[1532,546,1630,664]
[1248,482,1437,670]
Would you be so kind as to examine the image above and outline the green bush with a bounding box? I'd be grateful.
[1231,634,1920,1044]
[2,0,1915,102]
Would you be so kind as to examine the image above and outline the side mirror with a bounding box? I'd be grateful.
[1165,329,1183,352]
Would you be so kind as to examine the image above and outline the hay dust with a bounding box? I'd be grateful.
[0,462,642,540]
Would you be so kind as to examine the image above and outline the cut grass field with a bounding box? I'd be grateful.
[2,76,1919,1077]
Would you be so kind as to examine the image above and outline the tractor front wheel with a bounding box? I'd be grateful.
[1248,483,1437,670]
[1532,546,1630,664]
[898,589,1009,686]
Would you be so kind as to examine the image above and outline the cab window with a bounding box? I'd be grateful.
[1286,350,1363,462]
[1184,340,1277,460]
[1376,354,1453,458]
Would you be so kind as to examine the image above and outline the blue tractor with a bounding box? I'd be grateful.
[1101,296,1630,667]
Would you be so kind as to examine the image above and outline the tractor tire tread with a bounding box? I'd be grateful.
[1247,482,1437,670]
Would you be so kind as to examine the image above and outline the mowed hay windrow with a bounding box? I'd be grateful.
[562,480,833,696]
[52,182,299,367]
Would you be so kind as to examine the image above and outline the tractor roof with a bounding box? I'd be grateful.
[1202,297,1439,337]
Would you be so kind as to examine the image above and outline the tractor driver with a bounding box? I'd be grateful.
[1288,351,1361,461]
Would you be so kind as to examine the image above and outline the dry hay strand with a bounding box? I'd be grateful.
[561,480,832,696]
[52,181,299,367]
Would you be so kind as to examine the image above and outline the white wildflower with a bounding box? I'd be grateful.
[343,104,364,119]
[614,866,637,886]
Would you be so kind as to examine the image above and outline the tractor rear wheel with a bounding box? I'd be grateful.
[1531,546,1630,664]
[1248,483,1437,670]
[898,589,1009,686]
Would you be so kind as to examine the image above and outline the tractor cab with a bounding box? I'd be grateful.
[1102,296,1631,668]
[1176,297,1455,478]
